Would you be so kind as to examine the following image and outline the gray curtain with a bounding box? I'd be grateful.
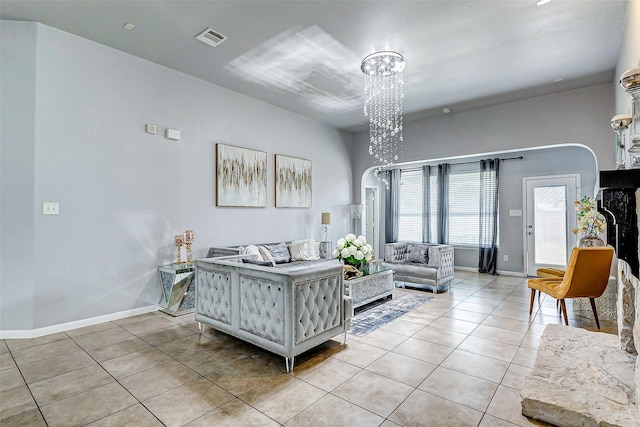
[437,163,450,244]
[385,169,400,243]
[478,158,500,274]
[422,165,431,243]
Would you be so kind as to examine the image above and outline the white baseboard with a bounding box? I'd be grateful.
[0,305,158,339]
[455,266,526,277]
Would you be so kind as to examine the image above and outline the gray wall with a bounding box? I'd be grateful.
[353,84,614,273]
[1,22,352,331]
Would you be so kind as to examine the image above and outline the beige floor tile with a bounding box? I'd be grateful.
[441,349,509,384]
[0,340,9,354]
[333,370,413,418]
[119,316,175,335]
[0,408,47,426]
[5,332,68,352]
[511,347,538,368]
[328,340,386,368]
[85,336,152,363]
[418,366,498,412]
[0,352,16,371]
[185,398,279,427]
[0,385,37,421]
[392,337,454,365]
[501,364,532,391]
[479,414,520,426]
[380,317,426,336]
[366,351,436,387]
[0,365,25,392]
[19,350,96,384]
[293,355,360,392]
[65,321,118,338]
[100,347,173,379]
[112,312,160,326]
[429,316,480,334]
[119,360,199,400]
[144,377,234,426]
[29,364,114,406]
[286,393,384,427]
[40,381,137,427]
[178,345,245,376]
[519,333,541,351]
[486,385,542,426]
[156,333,218,359]
[137,324,196,346]
[443,307,490,323]
[11,338,80,366]
[471,324,526,346]
[357,327,408,350]
[85,404,163,426]
[482,315,531,333]
[389,389,484,427]
[458,335,519,362]
[240,374,326,424]
[380,420,402,427]
[71,326,134,349]
[412,325,468,347]
[205,354,284,396]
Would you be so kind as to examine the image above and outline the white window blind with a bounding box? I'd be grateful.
[448,167,481,246]
[398,169,422,241]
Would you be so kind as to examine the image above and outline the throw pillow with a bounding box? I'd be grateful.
[407,243,429,264]
[241,244,263,260]
[242,258,273,267]
[288,239,320,261]
[263,243,291,264]
[257,246,277,266]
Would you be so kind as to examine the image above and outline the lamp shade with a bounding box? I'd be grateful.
[321,212,331,225]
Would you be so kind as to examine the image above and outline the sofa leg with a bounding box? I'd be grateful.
[285,356,295,373]
[198,322,205,334]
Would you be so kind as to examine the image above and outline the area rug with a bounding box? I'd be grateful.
[349,293,433,336]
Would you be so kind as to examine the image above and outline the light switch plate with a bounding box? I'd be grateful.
[145,124,157,134]
[43,202,59,215]
[165,128,181,140]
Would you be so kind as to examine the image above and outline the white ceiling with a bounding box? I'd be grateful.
[0,0,628,131]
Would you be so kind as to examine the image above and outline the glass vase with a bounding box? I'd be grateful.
[578,235,605,247]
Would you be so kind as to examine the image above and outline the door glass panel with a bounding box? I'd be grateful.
[533,186,567,266]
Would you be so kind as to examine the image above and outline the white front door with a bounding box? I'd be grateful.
[523,175,579,276]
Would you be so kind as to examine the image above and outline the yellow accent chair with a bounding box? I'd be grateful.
[528,247,614,329]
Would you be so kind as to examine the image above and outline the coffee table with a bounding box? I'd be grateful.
[345,268,395,308]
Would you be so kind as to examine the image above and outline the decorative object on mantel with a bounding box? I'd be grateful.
[274,154,312,208]
[321,212,331,241]
[332,233,373,276]
[174,234,185,264]
[619,66,640,168]
[361,51,405,188]
[610,114,632,170]
[185,229,195,264]
[572,196,606,247]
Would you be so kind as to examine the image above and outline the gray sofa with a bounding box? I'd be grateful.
[381,242,454,293]
[195,254,352,372]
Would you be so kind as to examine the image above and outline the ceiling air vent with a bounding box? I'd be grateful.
[196,27,227,48]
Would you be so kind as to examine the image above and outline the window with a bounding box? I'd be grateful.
[397,169,422,241]
[395,164,497,246]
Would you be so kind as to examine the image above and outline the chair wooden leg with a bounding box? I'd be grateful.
[589,298,601,329]
[556,299,560,314]
[559,299,568,326]
[529,289,536,315]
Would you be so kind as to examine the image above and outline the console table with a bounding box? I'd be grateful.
[345,268,395,308]
[158,263,195,316]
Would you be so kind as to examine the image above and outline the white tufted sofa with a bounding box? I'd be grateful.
[194,255,353,372]
[381,242,455,293]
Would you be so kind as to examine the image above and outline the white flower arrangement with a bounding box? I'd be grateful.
[572,196,606,236]
[332,234,373,265]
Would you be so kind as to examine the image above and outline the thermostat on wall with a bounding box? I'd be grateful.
[165,128,181,140]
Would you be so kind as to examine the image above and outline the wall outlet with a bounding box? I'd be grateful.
[503,255,508,262]
[43,202,59,215]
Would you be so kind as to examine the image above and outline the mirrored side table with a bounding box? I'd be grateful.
[158,263,195,316]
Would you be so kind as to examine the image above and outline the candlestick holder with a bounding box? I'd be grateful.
[174,234,185,264]
[186,242,193,264]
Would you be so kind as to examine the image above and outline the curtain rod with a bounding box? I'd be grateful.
[401,156,524,171]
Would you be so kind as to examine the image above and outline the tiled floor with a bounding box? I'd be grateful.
[0,270,616,426]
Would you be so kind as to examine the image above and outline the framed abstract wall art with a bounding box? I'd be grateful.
[275,154,312,208]
[216,143,267,207]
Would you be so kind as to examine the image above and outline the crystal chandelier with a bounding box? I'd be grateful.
[361,51,405,188]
